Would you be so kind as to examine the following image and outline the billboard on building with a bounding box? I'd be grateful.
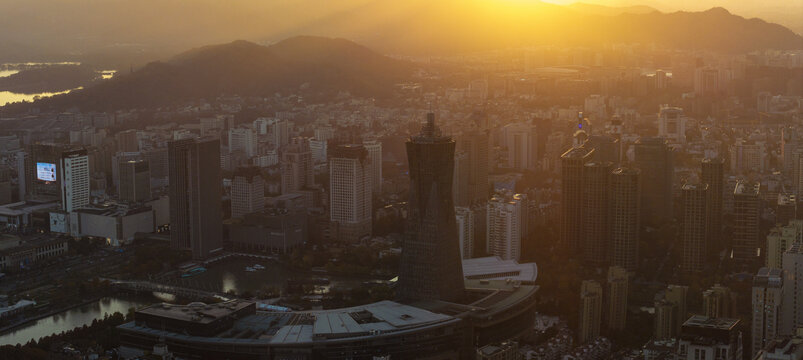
[36,162,56,181]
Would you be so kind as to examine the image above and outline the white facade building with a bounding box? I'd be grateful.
[60,150,90,212]
[455,206,474,260]
[486,191,527,261]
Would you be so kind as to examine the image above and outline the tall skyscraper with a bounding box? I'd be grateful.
[455,206,474,260]
[702,284,732,318]
[783,243,803,335]
[231,167,265,219]
[610,167,641,271]
[118,159,151,203]
[681,183,708,273]
[579,280,602,344]
[606,266,628,331]
[634,137,673,227]
[458,111,490,205]
[767,220,803,269]
[752,267,783,357]
[702,158,724,251]
[168,138,223,260]
[362,139,382,195]
[281,137,314,194]
[228,127,257,157]
[582,161,612,266]
[486,191,527,261]
[561,147,594,253]
[60,149,89,212]
[733,181,761,265]
[328,144,372,243]
[397,113,465,303]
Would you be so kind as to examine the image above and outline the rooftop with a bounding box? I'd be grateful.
[682,315,739,331]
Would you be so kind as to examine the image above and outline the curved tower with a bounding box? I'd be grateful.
[398,112,465,303]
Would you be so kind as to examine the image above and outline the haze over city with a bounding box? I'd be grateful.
[0,0,801,359]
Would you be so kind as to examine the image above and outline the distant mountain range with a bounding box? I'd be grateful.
[0,37,413,112]
[0,1,800,66]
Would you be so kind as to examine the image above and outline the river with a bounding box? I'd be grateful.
[0,296,153,346]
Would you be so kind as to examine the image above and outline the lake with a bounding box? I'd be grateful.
[0,88,79,107]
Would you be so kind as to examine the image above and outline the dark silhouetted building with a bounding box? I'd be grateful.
[634,137,673,227]
[561,147,594,253]
[118,159,151,203]
[681,183,708,273]
[733,181,761,266]
[702,157,724,250]
[610,167,641,271]
[582,161,612,266]
[168,138,223,260]
[398,113,465,303]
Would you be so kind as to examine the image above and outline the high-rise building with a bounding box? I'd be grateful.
[458,111,490,205]
[231,167,265,219]
[168,138,223,260]
[115,129,139,152]
[453,151,470,206]
[658,106,687,144]
[397,113,465,303]
[733,181,761,265]
[767,221,803,269]
[309,139,327,164]
[579,280,603,344]
[228,127,257,157]
[702,284,732,318]
[363,139,382,195]
[281,137,314,194]
[60,149,90,212]
[25,143,66,200]
[606,266,628,331]
[694,67,721,96]
[487,191,527,261]
[328,144,372,243]
[681,183,708,273]
[610,167,641,271]
[654,299,676,340]
[585,135,620,165]
[634,137,673,227]
[753,267,784,356]
[702,158,724,250]
[666,285,689,335]
[783,243,803,335]
[561,147,594,253]
[455,207,474,260]
[583,161,612,266]
[118,159,151,203]
[503,123,537,171]
[677,316,742,360]
[730,140,766,174]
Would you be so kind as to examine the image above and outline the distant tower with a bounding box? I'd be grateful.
[231,167,265,218]
[362,139,383,195]
[281,137,314,194]
[634,137,674,227]
[397,112,465,303]
[118,159,151,203]
[681,183,708,273]
[702,284,731,318]
[60,148,90,212]
[487,191,527,261]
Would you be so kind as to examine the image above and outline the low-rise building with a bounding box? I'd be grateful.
[0,234,68,272]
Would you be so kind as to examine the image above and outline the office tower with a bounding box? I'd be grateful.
[658,106,687,144]
[168,138,223,260]
[281,137,314,194]
[777,194,797,225]
[397,113,465,303]
[694,67,720,95]
[487,191,527,261]
[363,139,382,195]
[579,280,603,344]
[328,144,372,243]
[118,159,151,203]
[606,266,628,331]
[733,181,761,265]
[703,284,732,318]
[144,147,169,186]
[585,135,620,165]
[503,123,537,171]
[783,243,803,335]
[115,129,139,152]
[561,147,594,253]
[582,161,612,266]
[677,316,742,360]
[252,117,270,135]
[453,151,470,206]
[231,167,265,219]
[228,127,257,157]
[60,149,89,212]
[309,139,327,164]
[611,167,641,271]
[767,220,803,269]
[666,285,689,335]
[753,268,784,356]
[455,207,474,260]
[654,299,676,340]
[634,137,673,227]
[702,158,725,250]
[681,183,708,273]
